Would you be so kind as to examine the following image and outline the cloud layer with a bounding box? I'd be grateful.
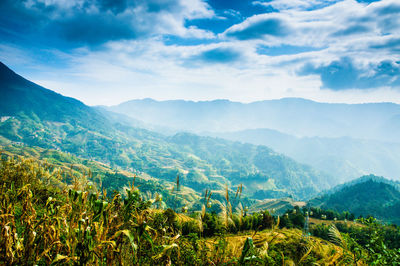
[0,0,399,105]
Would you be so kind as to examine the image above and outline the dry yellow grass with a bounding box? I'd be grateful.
[148,209,199,225]
[310,218,366,228]
[202,228,358,265]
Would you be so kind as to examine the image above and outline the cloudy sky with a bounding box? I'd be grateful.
[0,0,399,105]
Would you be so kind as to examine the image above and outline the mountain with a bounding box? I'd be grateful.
[379,114,400,143]
[309,175,400,224]
[208,129,400,183]
[107,98,400,143]
[0,62,109,132]
[107,98,400,183]
[0,62,332,200]
[323,174,400,194]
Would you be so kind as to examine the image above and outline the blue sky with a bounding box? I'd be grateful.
[0,0,399,105]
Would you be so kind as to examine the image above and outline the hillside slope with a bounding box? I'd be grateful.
[309,175,400,224]
[0,62,109,131]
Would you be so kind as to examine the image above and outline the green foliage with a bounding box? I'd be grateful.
[279,207,305,229]
[310,177,400,224]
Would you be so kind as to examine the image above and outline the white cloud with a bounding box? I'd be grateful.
[255,0,341,11]
[2,0,400,105]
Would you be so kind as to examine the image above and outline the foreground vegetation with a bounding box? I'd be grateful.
[1,155,399,265]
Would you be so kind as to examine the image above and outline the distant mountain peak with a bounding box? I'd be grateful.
[0,61,13,71]
[0,61,25,83]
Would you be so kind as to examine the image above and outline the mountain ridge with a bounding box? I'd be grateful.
[107,97,400,142]
[0,62,110,132]
[111,96,399,106]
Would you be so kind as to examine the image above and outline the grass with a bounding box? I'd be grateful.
[310,217,366,227]
[202,227,351,265]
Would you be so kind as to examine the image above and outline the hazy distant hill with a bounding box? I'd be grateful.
[108,98,400,143]
[309,175,400,224]
[0,62,332,200]
[209,129,400,183]
[107,98,400,182]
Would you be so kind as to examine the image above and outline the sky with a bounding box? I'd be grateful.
[0,0,399,106]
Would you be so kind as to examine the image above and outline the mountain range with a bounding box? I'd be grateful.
[107,98,400,142]
[107,99,400,183]
[0,62,333,200]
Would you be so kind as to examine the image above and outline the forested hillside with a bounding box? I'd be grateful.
[310,175,400,224]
